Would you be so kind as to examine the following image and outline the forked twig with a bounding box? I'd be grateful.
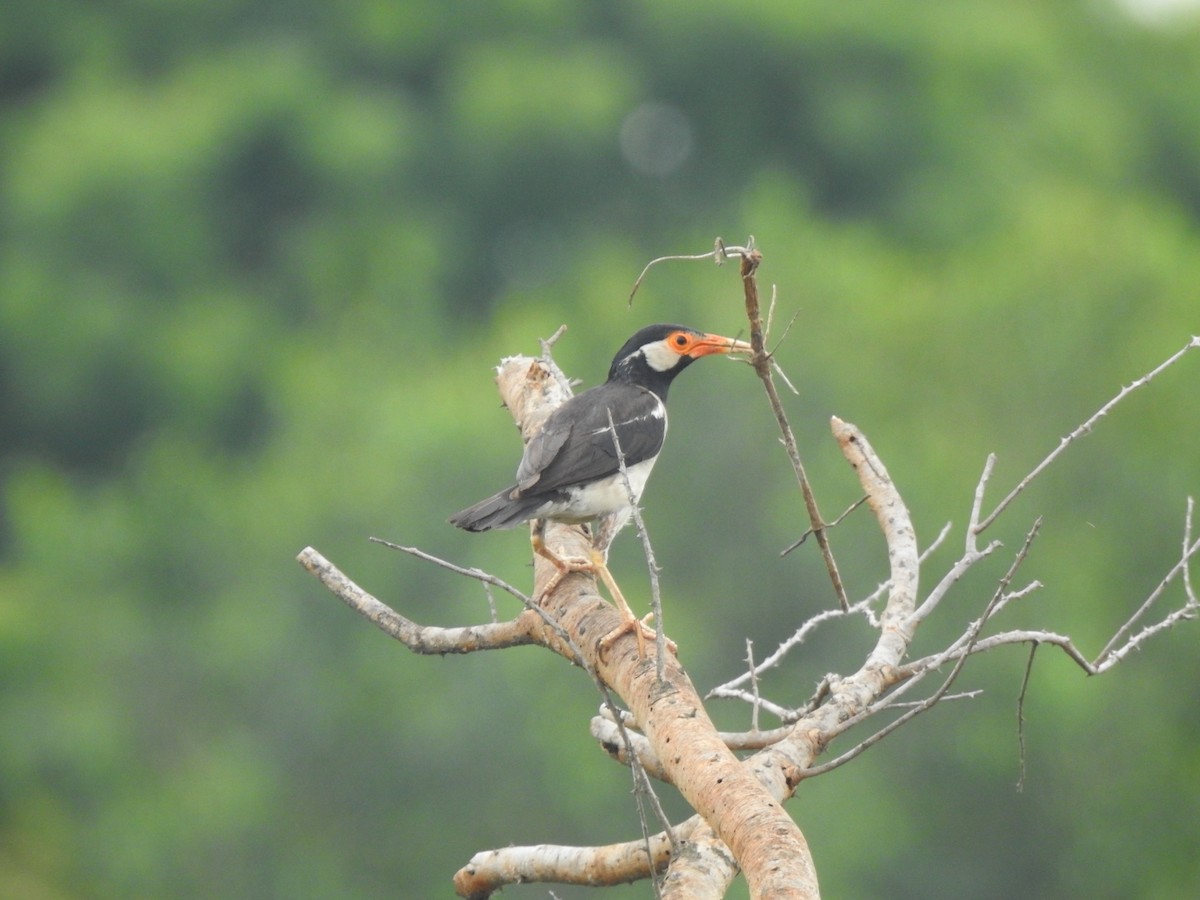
[1092,498,1200,669]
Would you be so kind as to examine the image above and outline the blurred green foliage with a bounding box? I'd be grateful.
[2,1,1199,897]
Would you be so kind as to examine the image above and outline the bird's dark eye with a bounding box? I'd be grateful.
[673,334,689,347]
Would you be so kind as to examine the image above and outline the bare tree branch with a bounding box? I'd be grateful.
[781,494,867,557]
[453,821,700,899]
[1092,511,1200,669]
[296,547,540,653]
[974,336,1200,535]
[738,246,851,611]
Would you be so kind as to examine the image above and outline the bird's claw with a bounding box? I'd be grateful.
[532,555,598,604]
[599,612,676,659]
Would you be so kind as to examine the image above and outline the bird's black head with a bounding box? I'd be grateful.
[607,323,751,399]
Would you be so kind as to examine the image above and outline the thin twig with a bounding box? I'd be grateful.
[1092,525,1200,669]
[593,681,678,886]
[908,538,1003,625]
[900,629,1095,677]
[769,306,803,358]
[605,408,667,682]
[746,639,761,733]
[781,494,868,556]
[627,236,755,305]
[1015,642,1037,792]
[975,336,1200,535]
[1185,497,1197,605]
[369,538,532,604]
[1092,498,1200,666]
[296,546,540,655]
[702,690,797,723]
[739,247,850,610]
[538,324,577,395]
[484,583,498,623]
[967,454,997,553]
[707,599,874,700]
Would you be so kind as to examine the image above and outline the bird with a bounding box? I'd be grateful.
[450,323,753,655]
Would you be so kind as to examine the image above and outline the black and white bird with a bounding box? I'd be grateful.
[450,323,752,653]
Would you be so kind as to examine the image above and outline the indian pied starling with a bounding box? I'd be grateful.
[450,323,752,655]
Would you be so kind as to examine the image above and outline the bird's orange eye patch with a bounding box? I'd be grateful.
[667,331,695,353]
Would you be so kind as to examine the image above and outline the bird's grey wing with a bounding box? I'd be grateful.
[514,416,573,494]
[519,385,666,496]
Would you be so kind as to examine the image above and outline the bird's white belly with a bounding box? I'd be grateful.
[548,457,656,523]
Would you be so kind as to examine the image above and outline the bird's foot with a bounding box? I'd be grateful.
[533,555,598,603]
[531,523,674,658]
[599,612,676,659]
[531,520,600,602]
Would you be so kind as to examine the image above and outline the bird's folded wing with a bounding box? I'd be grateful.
[514,384,665,496]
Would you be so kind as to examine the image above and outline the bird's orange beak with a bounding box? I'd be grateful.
[688,333,755,358]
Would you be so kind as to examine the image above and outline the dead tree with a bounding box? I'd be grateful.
[297,245,1199,899]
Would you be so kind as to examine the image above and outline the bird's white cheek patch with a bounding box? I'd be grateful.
[641,341,681,372]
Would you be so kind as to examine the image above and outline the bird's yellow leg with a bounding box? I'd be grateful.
[593,549,676,658]
[530,520,595,602]
[531,521,672,658]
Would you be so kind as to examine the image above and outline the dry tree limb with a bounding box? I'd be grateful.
[736,246,851,611]
[298,264,1198,899]
[296,547,540,653]
[453,821,701,900]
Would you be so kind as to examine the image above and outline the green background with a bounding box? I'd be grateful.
[2,1,1198,897]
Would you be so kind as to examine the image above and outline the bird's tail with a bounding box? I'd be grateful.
[448,487,544,532]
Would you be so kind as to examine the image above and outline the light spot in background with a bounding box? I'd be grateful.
[1114,0,1200,25]
[619,102,694,177]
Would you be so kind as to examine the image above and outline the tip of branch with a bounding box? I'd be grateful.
[739,248,763,278]
[540,324,568,353]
